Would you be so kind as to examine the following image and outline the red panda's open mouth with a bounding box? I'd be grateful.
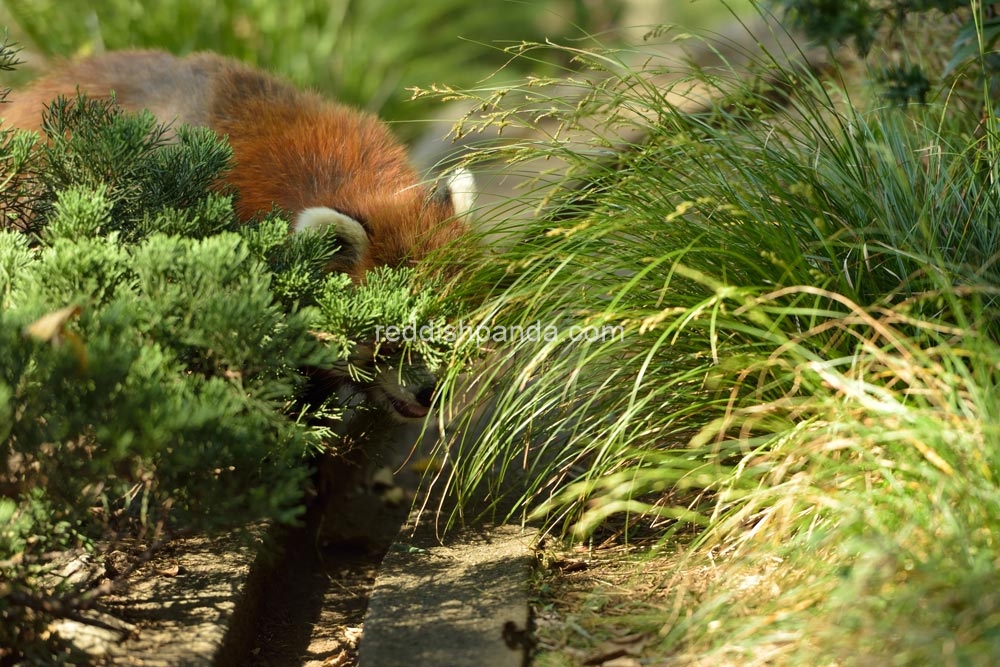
[386,395,430,420]
[364,369,436,421]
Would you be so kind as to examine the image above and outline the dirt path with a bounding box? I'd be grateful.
[242,434,419,667]
[245,531,387,667]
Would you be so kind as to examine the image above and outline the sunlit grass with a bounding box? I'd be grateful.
[422,11,1000,664]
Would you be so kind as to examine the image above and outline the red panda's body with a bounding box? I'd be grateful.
[2,50,474,280]
[3,50,476,419]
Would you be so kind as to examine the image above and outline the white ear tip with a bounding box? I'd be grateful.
[294,206,356,232]
[446,168,476,218]
[293,206,369,256]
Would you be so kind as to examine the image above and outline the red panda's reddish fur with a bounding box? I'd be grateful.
[2,50,469,280]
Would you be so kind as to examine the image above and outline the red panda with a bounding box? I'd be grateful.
[2,49,476,419]
[1,49,475,280]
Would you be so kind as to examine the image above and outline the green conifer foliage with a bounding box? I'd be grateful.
[0,44,457,657]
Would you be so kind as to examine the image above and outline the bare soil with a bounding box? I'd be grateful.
[245,533,385,667]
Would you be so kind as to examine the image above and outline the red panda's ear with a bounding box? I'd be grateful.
[293,206,370,273]
[434,168,476,221]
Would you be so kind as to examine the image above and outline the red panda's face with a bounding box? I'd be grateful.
[291,168,475,281]
[292,168,476,419]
